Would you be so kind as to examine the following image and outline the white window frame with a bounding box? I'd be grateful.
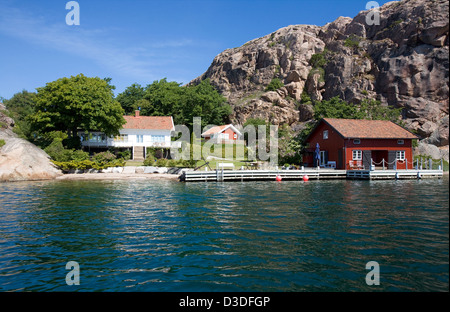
[114,134,128,142]
[396,150,405,160]
[136,134,144,143]
[323,130,329,140]
[151,135,165,143]
[352,150,362,161]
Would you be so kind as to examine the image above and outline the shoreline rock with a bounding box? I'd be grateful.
[0,129,63,182]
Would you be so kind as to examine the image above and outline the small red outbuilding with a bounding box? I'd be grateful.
[303,118,418,170]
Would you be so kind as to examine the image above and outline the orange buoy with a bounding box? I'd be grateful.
[303,175,309,182]
[276,175,282,182]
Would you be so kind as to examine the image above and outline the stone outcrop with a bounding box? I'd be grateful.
[0,109,62,182]
[190,0,449,161]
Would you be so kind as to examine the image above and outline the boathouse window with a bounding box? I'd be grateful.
[353,139,361,144]
[323,130,328,140]
[396,150,405,160]
[352,150,362,160]
[398,139,404,145]
[136,135,143,143]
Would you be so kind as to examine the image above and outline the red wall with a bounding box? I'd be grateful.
[305,122,345,168]
[204,128,238,141]
[345,138,413,169]
[222,128,238,140]
[305,122,414,169]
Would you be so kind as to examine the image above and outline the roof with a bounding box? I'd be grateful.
[123,115,174,131]
[201,124,242,136]
[316,118,418,139]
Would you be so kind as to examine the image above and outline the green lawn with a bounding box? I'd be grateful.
[125,160,144,166]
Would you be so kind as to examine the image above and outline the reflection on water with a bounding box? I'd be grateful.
[0,177,448,291]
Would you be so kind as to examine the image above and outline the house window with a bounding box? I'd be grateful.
[151,135,165,143]
[353,139,361,144]
[114,134,128,142]
[323,130,329,140]
[396,151,405,160]
[136,135,143,143]
[352,150,362,160]
[397,139,404,145]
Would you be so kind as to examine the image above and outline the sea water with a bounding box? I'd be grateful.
[0,177,448,291]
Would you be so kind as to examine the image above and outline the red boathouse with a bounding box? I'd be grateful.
[303,118,418,170]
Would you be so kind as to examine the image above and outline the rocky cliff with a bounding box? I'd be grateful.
[0,105,62,182]
[190,0,449,160]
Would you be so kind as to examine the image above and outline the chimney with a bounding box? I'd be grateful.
[135,110,140,117]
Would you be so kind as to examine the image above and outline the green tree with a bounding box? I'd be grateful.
[313,96,361,120]
[314,96,402,122]
[141,78,230,128]
[30,74,125,148]
[182,79,231,128]
[142,79,184,117]
[3,90,37,139]
[116,83,145,115]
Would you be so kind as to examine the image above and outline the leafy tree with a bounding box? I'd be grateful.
[358,98,402,122]
[116,83,145,115]
[313,96,402,122]
[30,74,125,148]
[182,79,231,128]
[265,78,284,91]
[313,96,360,120]
[141,78,230,128]
[3,90,37,139]
[142,79,184,117]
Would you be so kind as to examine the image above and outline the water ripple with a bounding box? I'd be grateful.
[0,177,448,291]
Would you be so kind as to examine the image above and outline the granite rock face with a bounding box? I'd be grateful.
[190,0,449,160]
[0,109,62,182]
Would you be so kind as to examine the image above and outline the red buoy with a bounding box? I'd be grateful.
[276,175,282,182]
[303,175,309,182]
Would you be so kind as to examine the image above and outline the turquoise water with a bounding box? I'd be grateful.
[0,177,448,292]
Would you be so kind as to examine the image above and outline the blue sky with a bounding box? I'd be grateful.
[0,0,392,100]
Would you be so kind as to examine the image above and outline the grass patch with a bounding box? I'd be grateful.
[125,160,144,167]
[0,139,5,148]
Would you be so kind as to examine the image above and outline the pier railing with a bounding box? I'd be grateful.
[370,158,445,171]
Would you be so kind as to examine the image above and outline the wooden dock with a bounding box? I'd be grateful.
[347,169,444,180]
[180,168,444,182]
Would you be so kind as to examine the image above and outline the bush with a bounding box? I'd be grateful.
[0,139,5,148]
[143,154,155,166]
[71,149,89,161]
[265,78,284,91]
[44,140,74,162]
[92,151,116,163]
[117,150,131,160]
[344,35,361,49]
[309,52,327,68]
[155,158,168,167]
[52,158,125,172]
[167,159,178,167]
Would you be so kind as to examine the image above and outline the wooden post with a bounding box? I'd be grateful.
[429,158,432,170]
[441,159,444,171]
[382,159,385,170]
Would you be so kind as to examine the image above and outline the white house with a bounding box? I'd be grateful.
[79,110,176,160]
